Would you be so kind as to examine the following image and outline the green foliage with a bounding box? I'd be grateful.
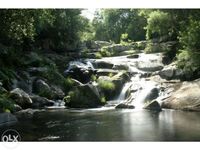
[93,9,146,43]
[100,47,112,57]
[179,20,200,51]
[100,96,106,103]
[98,80,115,91]
[91,75,97,81]
[0,94,15,112]
[95,52,102,59]
[120,33,131,45]
[146,11,174,40]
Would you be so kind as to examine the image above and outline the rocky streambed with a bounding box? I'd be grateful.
[1,49,200,141]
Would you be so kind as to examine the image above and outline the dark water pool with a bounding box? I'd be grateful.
[1,108,200,141]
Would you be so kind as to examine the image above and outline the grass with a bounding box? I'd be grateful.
[97,80,115,91]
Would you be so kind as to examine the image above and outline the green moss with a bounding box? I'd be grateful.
[98,80,115,91]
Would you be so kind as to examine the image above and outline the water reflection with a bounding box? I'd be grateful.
[1,109,200,141]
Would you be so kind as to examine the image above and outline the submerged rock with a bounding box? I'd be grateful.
[161,79,200,111]
[115,103,135,109]
[144,100,162,111]
[127,54,139,59]
[0,112,18,126]
[15,108,43,119]
[10,88,32,109]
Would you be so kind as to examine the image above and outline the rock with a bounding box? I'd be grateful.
[31,95,54,108]
[32,79,52,98]
[161,79,200,111]
[13,104,22,112]
[158,63,184,80]
[95,41,112,48]
[115,103,135,109]
[104,44,133,53]
[144,100,162,111]
[86,41,111,49]
[10,88,32,109]
[137,61,164,72]
[127,54,139,59]
[15,108,43,119]
[94,60,114,69]
[66,84,103,108]
[113,64,129,70]
[51,85,65,99]
[71,79,84,86]
[96,69,118,76]
[64,60,96,83]
[136,53,164,72]
[145,88,159,101]
[11,71,32,94]
[98,72,130,100]
[0,112,18,126]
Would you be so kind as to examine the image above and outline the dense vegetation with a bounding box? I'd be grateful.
[1,9,200,112]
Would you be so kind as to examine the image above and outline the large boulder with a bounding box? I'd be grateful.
[66,83,103,108]
[144,100,162,111]
[32,79,65,100]
[31,95,55,108]
[161,79,200,111]
[93,60,114,69]
[103,44,133,53]
[136,53,164,72]
[64,60,96,83]
[32,79,52,99]
[159,63,184,80]
[98,71,130,100]
[0,112,18,126]
[10,88,32,109]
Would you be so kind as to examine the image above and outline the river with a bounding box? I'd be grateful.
[1,53,200,141]
[1,108,200,141]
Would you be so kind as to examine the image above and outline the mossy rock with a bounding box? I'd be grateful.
[65,84,104,108]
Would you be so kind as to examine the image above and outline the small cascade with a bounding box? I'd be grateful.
[46,100,66,109]
[132,80,157,109]
[117,82,132,101]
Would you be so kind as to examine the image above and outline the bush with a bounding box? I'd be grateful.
[100,47,112,57]
[176,50,200,72]
[177,20,200,73]
[98,80,115,91]
[95,52,102,59]
[0,94,15,112]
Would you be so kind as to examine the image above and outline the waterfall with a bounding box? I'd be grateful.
[117,82,132,101]
[131,78,157,109]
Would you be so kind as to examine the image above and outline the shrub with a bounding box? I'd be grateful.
[0,94,15,112]
[95,52,102,59]
[98,80,115,91]
[100,48,112,57]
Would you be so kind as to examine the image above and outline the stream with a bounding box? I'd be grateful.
[1,52,200,141]
[1,109,200,141]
